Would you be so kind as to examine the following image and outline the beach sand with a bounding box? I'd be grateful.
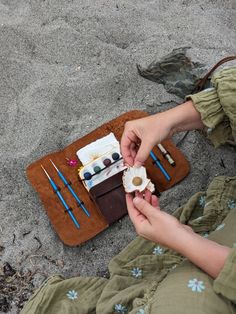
[0,0,235,312]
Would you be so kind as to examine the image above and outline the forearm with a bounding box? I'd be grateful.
[175,230,231,278]
[162,100,205,134]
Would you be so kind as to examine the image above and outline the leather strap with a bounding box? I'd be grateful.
[196,56,236,92]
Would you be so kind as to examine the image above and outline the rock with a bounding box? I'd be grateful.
[3,263,16,277]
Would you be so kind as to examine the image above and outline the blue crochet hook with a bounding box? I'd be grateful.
[50,160,90,217]
[41,165,80,229]
[150,151,171,181]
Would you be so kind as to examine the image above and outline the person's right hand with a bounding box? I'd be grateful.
[121,101,204,166]
[121,112,173,167]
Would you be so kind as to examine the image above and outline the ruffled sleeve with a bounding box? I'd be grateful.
[186,66,236,147]
[213,248,236,304]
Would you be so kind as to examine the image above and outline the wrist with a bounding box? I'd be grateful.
[172,230,231,278]
[164,225,192,252]
[174,230,201,255]
[165,100,204,135]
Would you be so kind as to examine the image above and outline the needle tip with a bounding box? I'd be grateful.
[41,165,50,179]
[49,159,58,171]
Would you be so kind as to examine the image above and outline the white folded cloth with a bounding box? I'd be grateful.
[77,133,126,190]
[77,133,120,166]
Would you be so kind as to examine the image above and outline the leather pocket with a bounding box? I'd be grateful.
[89,171,127,224]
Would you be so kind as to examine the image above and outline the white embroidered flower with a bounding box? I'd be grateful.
[153,246,163,255]
[66,290,78,300]
[171,264,177,270]
[215,223,225,231]
[114,303,128,313]
[131,267,142,278]
[137,309,145,314]
[188,278,205,292]
[199,195,206,208]
[227,199,236,209]
[202,232,209,238]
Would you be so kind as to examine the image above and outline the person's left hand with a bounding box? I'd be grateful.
[126,191,194,250]
[127,191,231,279]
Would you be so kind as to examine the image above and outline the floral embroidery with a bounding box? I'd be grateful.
[66,290,78,300]
[215,223,225,231]
[137,309,145,314]
[153,246,163,255]
[114,303,128,313]
[171,264,177,270]
[227,199,236,209]
[199,195,206,208]
[131,267,142,278]
[202,232,209,238]
[188,278,205,292]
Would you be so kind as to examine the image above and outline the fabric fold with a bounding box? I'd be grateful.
[186,66,236,147]
[213,248,236,305]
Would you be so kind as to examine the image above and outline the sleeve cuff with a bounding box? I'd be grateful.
[213,248,236,304]
[186,88,225,128]
[186,88,231,147]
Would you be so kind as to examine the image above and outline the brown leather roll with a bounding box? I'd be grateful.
[26,110,190,246]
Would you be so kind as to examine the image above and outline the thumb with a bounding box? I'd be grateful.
[134,140,154,167]
[133,197,157,218]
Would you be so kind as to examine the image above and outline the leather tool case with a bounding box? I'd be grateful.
[26,110,190,246]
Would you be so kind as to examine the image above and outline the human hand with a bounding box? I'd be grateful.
[126,191,193,250]
[126,191,230,279]
[121,101,204,167]
[121,112,173,167]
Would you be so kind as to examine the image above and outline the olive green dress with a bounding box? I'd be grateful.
[21,67,236,314]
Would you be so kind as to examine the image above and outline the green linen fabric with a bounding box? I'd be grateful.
[186,66,236,147]
[21,67,236,314]
[214,246,236,304]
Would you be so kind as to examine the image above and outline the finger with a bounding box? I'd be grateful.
[121,131,139,166]
[121,145,134,167]
[130,142,138,160]
[135,191,144,199]
[144,189,152,204]
[126,194,147,225]
[133,197,159,218]
[134,140,154,167]
[151,195,160,209]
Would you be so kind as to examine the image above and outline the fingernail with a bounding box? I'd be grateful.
[133,197,142,205]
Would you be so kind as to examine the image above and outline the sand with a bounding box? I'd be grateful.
[0,0,235,312]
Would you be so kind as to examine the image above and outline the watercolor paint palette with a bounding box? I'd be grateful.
[78,146,127,190]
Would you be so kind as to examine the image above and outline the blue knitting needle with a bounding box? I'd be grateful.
[150,151,171,181]
[41,165,80,229]
[50,160,90,217]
